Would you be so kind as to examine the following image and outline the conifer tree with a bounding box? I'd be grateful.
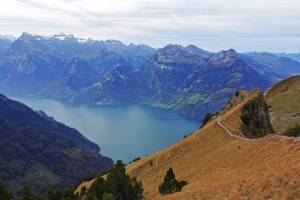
[159,168,187,195]
[0,182,13,200]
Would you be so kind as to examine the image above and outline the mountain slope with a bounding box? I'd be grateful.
[0,94,113,193]
[266,75,300,133]
[0,33,155,99]
[5,33,156,69]
[80,46,272,119]
[0,35,14,57]
[242,52,300,81]
[1,33,299,119]
[276,53,300,63]
[77,85,300,199]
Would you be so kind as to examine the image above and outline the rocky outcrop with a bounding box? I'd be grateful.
[240,92,274,138]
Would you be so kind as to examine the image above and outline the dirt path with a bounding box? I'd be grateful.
[216,118,250,140]
[217,118,295,141]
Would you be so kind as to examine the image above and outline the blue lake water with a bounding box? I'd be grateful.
[11,97,199,162]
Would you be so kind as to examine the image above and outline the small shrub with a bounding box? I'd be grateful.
[131,157,141,163]
[159,168,187,196]
[235,90,241,97]
[47,188,78,200]
[284,124,300,137]
[183,133,192,139]
[102,192,114,200]
[75,174,97,191]
[201,112,214,128]
[18,186,40,200]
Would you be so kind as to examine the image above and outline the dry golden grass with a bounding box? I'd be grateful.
[266,75,300,133]
[77,87,300,199]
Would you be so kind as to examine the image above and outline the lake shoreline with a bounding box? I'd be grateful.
[9,95,199,162]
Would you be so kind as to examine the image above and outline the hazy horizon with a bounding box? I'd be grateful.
[1,31,300,54]
[0,0,299,53]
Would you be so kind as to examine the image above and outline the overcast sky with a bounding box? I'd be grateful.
[0,0,299,52]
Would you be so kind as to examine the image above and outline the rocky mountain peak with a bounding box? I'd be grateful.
[155,44,206,65]
[104,39,125,46]
[209,49,239,67]
[184,44,212,58]
[52,32,74,40]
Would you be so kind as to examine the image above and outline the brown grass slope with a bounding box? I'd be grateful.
[265,75,300,133]
[77,88,300,199]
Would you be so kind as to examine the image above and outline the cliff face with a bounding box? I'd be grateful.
[240,92,274,138]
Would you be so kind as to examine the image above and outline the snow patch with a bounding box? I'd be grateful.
[158,64,171,70]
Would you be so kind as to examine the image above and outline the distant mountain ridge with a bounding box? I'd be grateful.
[0,35,15,57]
[275,52,300,62]
[0,33,299,119]
[243,52,300,81]
[0,94,113,193]
[77,46,271,118]
[9,32,156,68]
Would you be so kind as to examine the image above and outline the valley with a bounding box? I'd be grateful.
[0,33,299,198]
[1,34,300,120]
[1,1,300,199]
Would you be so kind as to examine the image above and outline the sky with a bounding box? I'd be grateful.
[0,0,299,52]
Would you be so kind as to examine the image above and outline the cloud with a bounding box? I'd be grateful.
[0,0,299,52]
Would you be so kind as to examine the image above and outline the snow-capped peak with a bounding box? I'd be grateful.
[52,33,74,40]
[17,32,95,44]
[51,33,94,43]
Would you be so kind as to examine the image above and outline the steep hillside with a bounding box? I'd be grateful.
[266,75,300,133]
[79,46,271,119]
[0,94,113,194]
[77,88,300,199]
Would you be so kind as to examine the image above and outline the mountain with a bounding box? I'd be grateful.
[275,53,300,62]
[265,75,300,133]
[78,46,272,119]
[7,33,156,70]
[0,94,113,193]
[0,33,155,101]
[0,33,299,119]
[77,77,300,199]
[0,35,15,57]
[242,52,300,81]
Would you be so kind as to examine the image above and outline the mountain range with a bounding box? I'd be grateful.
[0,32,300,198]
[0,33,299,119]
[275,52,300,62]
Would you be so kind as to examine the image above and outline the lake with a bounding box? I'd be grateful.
[11,97,199,162]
